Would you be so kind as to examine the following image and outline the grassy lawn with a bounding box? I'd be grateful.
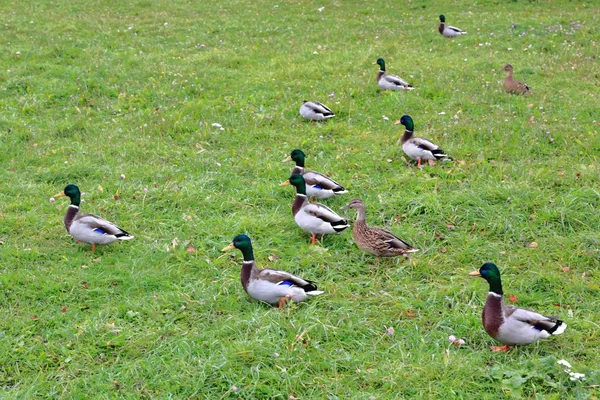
[1,0,599,398]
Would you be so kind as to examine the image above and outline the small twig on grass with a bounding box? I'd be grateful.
[289,329,309,351]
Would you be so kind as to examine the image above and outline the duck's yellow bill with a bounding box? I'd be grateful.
[468,270,481,277]
[53,191,66,198]
[221,243,235,252]
[279,180,290,186]
[282,156,292,162]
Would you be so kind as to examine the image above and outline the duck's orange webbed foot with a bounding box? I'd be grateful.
[490,345,511,352]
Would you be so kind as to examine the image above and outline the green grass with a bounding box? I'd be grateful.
[1,0,599,398]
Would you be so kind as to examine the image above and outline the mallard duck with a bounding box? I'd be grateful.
[280,174,349,244]
[469,262,567,352]
[503,64,531,95]
[299,101,335,121]
[398,115,452,167]
[53,184,134,252]
[341,198,418,258]
[222,234,324,308]
[282,149,347,200]
[374,58,414,91]
[439,15,467,38]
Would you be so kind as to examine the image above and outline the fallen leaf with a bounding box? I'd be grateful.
[562,266,570,273]
[113,194,119,200]
[268,254,281,262]
[508,294,518,303]
[440,247,447,253]
[81,282,89,289]
[61,307,67,313]
[186,246,195,254]
[527,241,538,248]
[32,316,39,321]
[111,282,119,286]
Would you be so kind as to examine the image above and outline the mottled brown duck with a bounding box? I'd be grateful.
[341,198,418,258]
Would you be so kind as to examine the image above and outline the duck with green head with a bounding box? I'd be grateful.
[470,262,567,352]
[53,184,134,252]
[438,14,467,38]
[282,149,347,200]
[374,58,413,91]
[221,234,324,308]
[280,174,349,244]
[398,115,452,167]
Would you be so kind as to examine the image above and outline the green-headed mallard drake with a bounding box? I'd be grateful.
[374,58,414,91]
[439,15,467,38]
[299,101,335,121]
[503,64,531,95]
[341,198,418,258]
[398,115,452,167]
[280,174,349,244]
[282,149,347,200]
[53,184,134,252]
[469,262,567,352]
[222,234,324,308]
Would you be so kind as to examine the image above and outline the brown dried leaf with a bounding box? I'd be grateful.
[508,294,518,303]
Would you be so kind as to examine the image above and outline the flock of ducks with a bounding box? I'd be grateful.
[52,14,559,352]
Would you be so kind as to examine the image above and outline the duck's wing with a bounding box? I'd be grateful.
[307,101,334,117]
[408,137,440,152]
[75,213,132,237]
[258,268,319,292]
[505,306,565,333]
[447,25,467,34]
[383,74,412,89]
[303,171,346,192]
[303,203,347,224]
[367,226,418,252]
